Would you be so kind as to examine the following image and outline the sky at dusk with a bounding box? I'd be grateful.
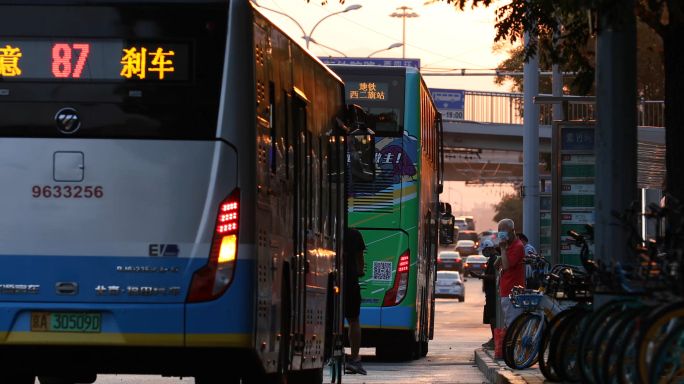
[253,0,520,227]
[252,0,514,93]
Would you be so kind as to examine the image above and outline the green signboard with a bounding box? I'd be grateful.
[552,122,596,266]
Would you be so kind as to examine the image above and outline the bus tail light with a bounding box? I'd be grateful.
[382,250,410,307]
[187,189,240,303]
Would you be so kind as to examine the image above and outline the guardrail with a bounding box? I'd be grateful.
[460,91,665,127]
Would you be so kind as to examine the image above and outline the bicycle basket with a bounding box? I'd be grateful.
[510,293,543,309]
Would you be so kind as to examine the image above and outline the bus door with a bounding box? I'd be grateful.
[290,88,310,361]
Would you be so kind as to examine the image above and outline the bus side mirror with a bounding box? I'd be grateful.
[349,126,376,183]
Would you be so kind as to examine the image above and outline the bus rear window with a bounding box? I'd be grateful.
[0,3,228,140]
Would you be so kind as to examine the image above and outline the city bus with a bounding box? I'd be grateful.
[0,1,366,383]
[328,65,445,360]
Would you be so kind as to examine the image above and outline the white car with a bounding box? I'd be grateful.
[478,230,500,247]
[454,219,468,230]
[436,271,465,302]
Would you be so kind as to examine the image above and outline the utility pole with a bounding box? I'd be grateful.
[595,0,638,304]
[523,29,540,248]
[389,6,419,59]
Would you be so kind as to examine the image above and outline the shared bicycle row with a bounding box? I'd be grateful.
[501,195,684,383]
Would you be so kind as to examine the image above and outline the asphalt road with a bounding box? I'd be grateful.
[33,273,490,384]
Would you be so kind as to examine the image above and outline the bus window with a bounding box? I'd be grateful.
[349,127,376,183]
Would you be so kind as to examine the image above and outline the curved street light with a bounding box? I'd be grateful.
[251,0,307,39]
[367,43,403,58]
[252,1,360,54]
[389,6,420,58]
[306,36,347,57]
[305,4,362,49]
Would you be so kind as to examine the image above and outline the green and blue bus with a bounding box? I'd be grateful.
[329,65,444,360]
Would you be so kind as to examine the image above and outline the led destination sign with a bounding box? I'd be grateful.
[0,39,189,81]
[346,81,389,101]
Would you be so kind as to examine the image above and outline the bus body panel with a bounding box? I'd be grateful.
[0,139,237,304]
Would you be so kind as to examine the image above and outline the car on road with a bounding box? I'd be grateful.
[457,230,480,248]
[436,271,465,301]
[463,255,488,277]
[478,230,499,247]
[455,240,478,257]
[463,216,475,230]
[437,251,463,272]
[453,219,468,231]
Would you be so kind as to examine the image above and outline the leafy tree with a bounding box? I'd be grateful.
[493,194,524,232]
[492,20,664,100]
[420,0,681,207]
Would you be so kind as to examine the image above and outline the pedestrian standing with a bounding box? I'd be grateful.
[516,233,538,289]
[344,226,367,375]
[471,240,498,349]
[495,218,525,328]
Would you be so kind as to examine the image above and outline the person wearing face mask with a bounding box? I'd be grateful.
[494,218,525,328]
[471,239,499,348]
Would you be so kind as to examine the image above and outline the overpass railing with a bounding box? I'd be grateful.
[462,91,665,127]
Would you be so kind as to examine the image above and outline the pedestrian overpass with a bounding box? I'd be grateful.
[441,90,666,189]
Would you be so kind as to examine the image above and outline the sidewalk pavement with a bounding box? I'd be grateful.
[474,347,548,384]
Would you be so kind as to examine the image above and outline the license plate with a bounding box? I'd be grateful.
[31,312,101,333]
[439,289,448,293]
[462,248,470,251]
[444,264,452,268]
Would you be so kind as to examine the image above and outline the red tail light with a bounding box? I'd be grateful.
[383,250,410,306]
[454,281,461,286]
[187,189,240,303]
[484,263,487,268]
[437,257,441,262]
[465,263,470,267]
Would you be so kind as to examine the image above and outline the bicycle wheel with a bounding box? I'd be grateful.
[509,313,544,369]
[578,299,641,384]
[617,305,660,384]
[552,305,592,383]
[637,301,684,384]
[504,313,533,369]
[650,321,684,384]
[539,306,587,382]
[600,308,642,384]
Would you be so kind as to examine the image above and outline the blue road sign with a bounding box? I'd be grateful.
[429,88,465,120]
[318,57,421,69]
[429,88,465,110]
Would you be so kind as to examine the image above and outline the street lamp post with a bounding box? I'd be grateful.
[389,6,419,59]
[252,1,361,53]
[304,4,362,49]
[307,37,347,57]
[367,43,403,58]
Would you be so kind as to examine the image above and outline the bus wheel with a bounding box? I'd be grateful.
[39,374,96,384]
[194,375,240,384]
[6,373,35,384]
[287,367,323,384]
[421,340,429,357]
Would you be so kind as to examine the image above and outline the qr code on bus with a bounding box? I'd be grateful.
[372,261,393,281]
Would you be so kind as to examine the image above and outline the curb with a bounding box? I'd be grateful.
[474,348,547,384]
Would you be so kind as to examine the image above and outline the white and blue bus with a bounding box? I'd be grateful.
[0,1,361,383]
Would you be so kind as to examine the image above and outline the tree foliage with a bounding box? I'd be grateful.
[493,194,524,233]
[427,0,684,208]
